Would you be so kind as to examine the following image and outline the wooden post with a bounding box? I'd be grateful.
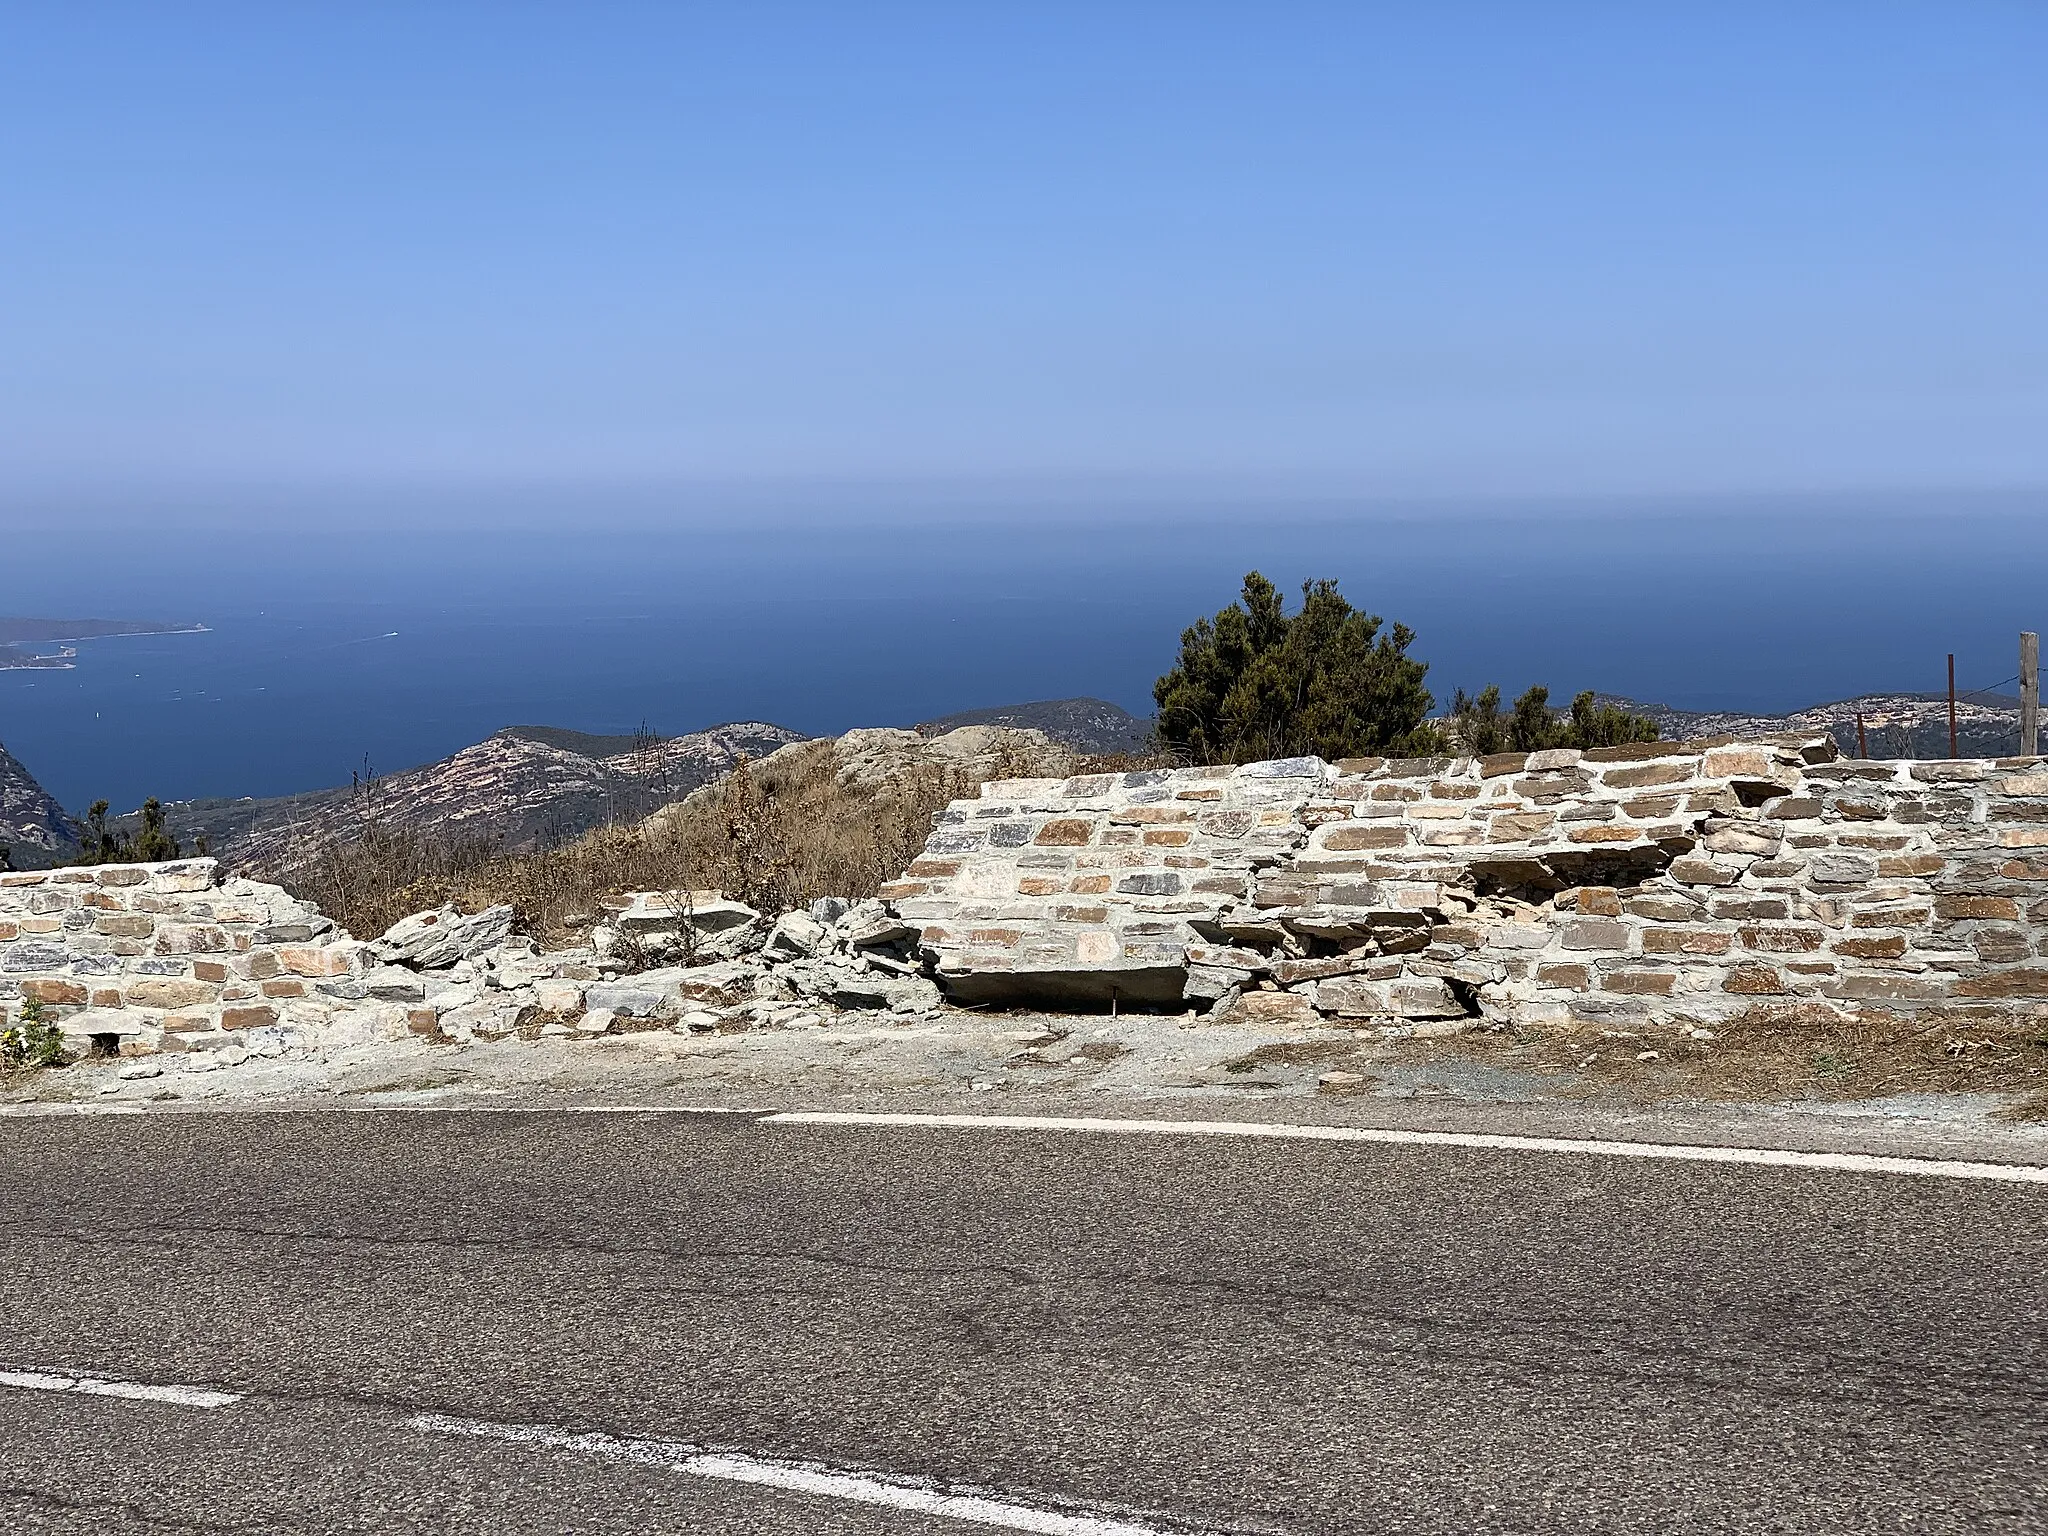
[1856,708,1868,758]
[2023,632,2040,758]
[1948,654,1958,758]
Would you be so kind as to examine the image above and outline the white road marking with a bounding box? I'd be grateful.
[0,1365,242,1408]
[410,1412,1192,1535]
[762,1110,2048,1184]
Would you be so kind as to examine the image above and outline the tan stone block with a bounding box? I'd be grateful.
[1934,895,2020,921]
[1832,936,1907,960]
[1235,990,1322,1026]
[1603,971,1676,995]
[1068,875,1112,895]
[1998,827,2048,848]
[276,946,353,978]
[1723,965,1786,995]
[1422,827,1484,846]
[1568,825,1645,845]
[1702,748,1775,779]
[1642,928,1734,955]
[262,978,308,998]
[1485,812,1553,842]
[1142,828,1193,846]
[1111,807,1195,825]
[1740,926,1825,952]
[876,881,928,900]
[1670,859,1738,887]
[2000,859,2048,881]
[1535,964,1593,990]
[219,1005,278,1030]
[1562,919,1630,950]
[1075,930,1119,964]
[968,928,1023,947]
[94,914,154,939]
[192,960,229,983]
[1404,802,1471,820]
[1852,908,1930,928]
[24,979,87,1006]
[1952,969,2048,998]
[1052,905,1108,923]
[1997,773,2048,795]
[1621,795,1681,819]
[907,859,961,878]
[1035,819,1095,846]
[89,988,123,1008]
[1321,824,1409,851]
[125,978,218,1008]
[1877,855,1945,877]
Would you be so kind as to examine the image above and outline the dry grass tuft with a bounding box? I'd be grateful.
[1431,1002,2048,1106]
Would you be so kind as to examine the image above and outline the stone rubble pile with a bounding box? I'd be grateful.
[0,864,946,1071]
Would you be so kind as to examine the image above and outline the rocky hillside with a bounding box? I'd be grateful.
[166,721,806,876]
[1614,691,2029,760]
[913,696,1154,755]
[0,741,76,868]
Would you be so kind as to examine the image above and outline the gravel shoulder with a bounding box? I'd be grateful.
[8,1004,2048,1168]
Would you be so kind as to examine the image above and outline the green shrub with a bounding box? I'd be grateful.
[1448,685,1659,754]
[1154,573,1438,763]
[1,996,68,1072]
[71,797,181,867]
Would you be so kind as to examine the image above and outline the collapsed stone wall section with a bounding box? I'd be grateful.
[897,738,2048,1032]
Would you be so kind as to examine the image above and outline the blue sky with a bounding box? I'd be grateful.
[3,2,2043,514]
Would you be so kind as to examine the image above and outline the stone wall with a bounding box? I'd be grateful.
[0,859,397,1062]
[893,739,2048,1031]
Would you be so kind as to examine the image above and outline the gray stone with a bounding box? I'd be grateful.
[764,911,826,960]
[374,905,516,969]
[3,941,68,973]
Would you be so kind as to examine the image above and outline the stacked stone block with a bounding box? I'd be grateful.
[0,859,394,1060]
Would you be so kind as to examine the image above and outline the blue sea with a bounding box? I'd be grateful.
[3,495,2042,814]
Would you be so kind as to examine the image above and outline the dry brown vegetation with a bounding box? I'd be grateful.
[281,731,1133,947]
[1429,1003,2048,1111]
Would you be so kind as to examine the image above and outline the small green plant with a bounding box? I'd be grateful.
[1810,1049,1855,1078]
[1,996,69,1072]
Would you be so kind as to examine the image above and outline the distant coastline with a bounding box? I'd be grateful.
[0,619,209,671]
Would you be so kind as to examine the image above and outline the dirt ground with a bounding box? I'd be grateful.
[6,1001,2047,1136]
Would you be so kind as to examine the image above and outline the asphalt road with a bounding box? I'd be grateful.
[0,1109,2043,1534]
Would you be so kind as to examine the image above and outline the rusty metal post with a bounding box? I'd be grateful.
[1948,654,1958,758]
[2023,632,2040,757]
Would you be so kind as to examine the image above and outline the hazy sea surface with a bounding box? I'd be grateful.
[3,501,2042,812]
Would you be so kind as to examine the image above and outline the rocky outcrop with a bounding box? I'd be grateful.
[170,721,807,875]
[914,697,1154,756]
[0,742,77,869]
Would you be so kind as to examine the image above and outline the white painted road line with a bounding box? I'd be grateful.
[0,1365,243,1408]
[410,1412,1192,1535]
[762,1110,2048,1184]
